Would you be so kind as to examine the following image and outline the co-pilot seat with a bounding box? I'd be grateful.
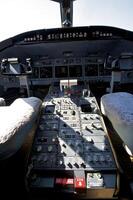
[100,92,133,157]
[0,97,42,159]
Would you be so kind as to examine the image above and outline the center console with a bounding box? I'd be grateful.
[25,81,119,199]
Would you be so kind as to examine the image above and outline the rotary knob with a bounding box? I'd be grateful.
[63,123,67,127]
[48,145,53,152]
[36,145,42,152]
[59,159,65,167]
[52,137,59,144]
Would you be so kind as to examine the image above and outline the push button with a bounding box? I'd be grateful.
[75,178,86,188]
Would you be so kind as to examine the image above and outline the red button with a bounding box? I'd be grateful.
[75,178,86,188]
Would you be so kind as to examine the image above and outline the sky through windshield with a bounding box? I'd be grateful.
[0,0,133,41]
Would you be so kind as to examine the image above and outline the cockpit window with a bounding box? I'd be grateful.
[0,0,133,42]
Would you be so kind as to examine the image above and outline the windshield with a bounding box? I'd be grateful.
[0,0,133,42]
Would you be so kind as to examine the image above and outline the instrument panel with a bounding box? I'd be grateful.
[31,57,111,85]
[0,25,133,89]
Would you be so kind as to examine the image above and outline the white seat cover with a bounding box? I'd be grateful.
[101,92,133,155]
[0,97,42,159]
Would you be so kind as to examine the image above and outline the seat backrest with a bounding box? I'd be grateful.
[0,97,42,159]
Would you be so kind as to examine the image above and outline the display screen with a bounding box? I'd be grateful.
[85,64,98,76]
[55,66,68,78]
[40,67,52,78]
[69,65,82,77]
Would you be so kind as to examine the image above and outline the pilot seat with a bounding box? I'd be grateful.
[100,92,133,196]
[0,97,42,159]
[101,92,133,157]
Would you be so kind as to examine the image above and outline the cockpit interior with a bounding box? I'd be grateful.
[0,1,133,200]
